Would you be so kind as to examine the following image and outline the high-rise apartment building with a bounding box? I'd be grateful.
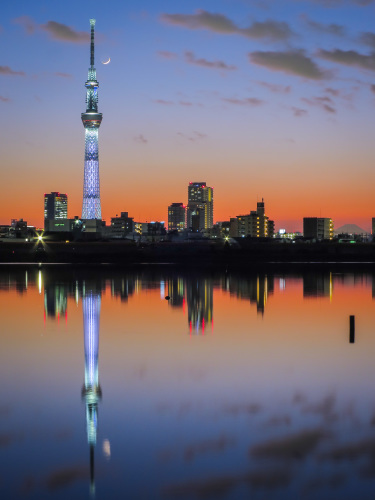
[303,217,334,240]
[168,203,186,231]
[110,212,134,238]
[186,182,213,231]
[44,192,68,224]
[229,198,274,238]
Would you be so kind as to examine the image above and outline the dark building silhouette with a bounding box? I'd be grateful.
[110,212,134,238]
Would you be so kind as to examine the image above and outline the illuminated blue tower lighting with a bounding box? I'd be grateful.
[82,289,101,496]
[82,19,102,220]
[82,290,101,445]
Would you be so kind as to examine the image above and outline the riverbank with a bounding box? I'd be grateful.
[1,239,375,268]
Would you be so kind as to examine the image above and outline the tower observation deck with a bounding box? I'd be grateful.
[81,19,102,220]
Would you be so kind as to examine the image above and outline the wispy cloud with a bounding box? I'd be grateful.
[134,134,148,144]
[13,15,36,34]
[325,87,341,96]
[317,48,375,71]
[154,98,202,108]
[161,10,294,41]
[0,65,25,76]
[370,84,375,94]
[291,106,308,117]
[301,14,346,37]
[302,95,337,113]
[55,72,72,79]
[359,32,375,49]
[249,50,327,79]
[41,21,90,43]
[185,51,236,71]
[14,16,90,43]
[178,131,207,142]
[154,99,174,105]
[0,96,11,102]
[223,97,264,106]
[304,0,375,6]
[157,50,178,59]
[255,81,291,93]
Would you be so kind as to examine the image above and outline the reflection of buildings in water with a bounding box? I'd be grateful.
[167,277,185,307]
[110,277,135,302]
[0,269,30,294]
[186,277,213,333]
[225,274,274,315]
[254,275,273,314]
[82,287,102,496]
[303,273,333,299]
[42,275,106,322]
[44,283,68,319]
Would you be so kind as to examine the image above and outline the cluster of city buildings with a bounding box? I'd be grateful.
[0,186,354,243]
[38,185,274,241]
[0,21,372,245]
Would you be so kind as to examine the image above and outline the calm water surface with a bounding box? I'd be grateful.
[1,266,375,499]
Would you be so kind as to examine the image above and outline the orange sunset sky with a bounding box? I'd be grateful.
[1,0,375,231]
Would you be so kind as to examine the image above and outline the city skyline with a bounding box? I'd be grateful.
[1,0,374,231]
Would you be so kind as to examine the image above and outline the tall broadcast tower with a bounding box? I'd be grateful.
[82,19,102,220]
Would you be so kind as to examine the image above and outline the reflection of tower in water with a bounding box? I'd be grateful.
[82,287,102,496]
[186,277,213,333]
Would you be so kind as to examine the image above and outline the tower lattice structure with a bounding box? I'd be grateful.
[81,19,102,220]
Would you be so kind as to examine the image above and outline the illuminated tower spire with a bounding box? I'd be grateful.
[81,19,102,220]
[82,287,102,496]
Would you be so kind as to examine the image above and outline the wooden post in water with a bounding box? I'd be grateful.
[349,315,355,343]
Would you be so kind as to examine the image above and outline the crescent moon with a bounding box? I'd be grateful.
[102,57,111,65]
